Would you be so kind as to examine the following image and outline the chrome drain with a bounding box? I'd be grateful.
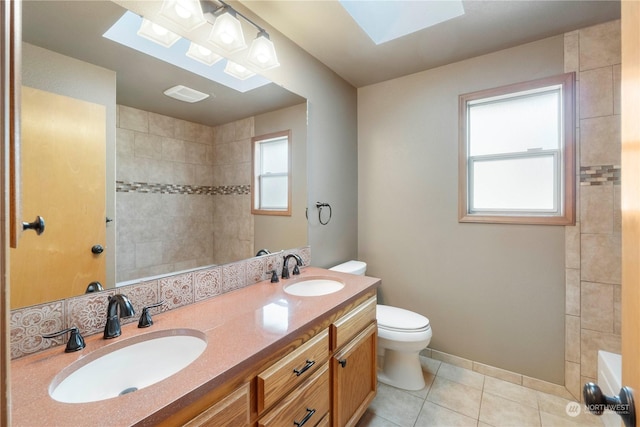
[119,387,138,396]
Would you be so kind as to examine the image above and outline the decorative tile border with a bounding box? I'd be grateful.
[580,165,621,186]
[116,181,251,195]
[10,246,310,359]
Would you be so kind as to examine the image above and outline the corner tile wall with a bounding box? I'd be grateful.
[211,118,254,265]
[563,20,621,400]
[10,247,310,359]
[116,106,255,282]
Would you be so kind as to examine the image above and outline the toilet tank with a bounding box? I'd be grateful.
[329,260,367,275]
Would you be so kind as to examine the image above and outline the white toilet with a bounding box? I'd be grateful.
[329,261,432,391]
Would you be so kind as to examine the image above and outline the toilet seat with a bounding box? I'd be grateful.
[377,304,430,332]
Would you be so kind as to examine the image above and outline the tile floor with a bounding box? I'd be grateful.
[357,356,605,427]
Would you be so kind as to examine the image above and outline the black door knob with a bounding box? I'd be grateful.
[91,244,104,254]
[584,382,636,427]
[22,216,45,235]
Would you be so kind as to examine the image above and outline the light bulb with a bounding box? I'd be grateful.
[174,3,191,19]
[220,32,234,45]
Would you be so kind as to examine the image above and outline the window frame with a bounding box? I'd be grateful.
[251,130,292,216]
[458,73,576,225]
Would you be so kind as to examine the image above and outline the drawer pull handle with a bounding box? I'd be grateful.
[293,359,315,376]
[294,408,316,427]
[338,358,347,368]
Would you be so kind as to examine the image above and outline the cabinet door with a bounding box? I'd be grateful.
[332,322,377,427]
[183,383,250,427]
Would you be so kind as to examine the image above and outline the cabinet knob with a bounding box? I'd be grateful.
[338,358,347,368]
[91,244,104,254]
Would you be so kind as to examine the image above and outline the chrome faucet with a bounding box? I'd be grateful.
[104,294,135,339]
[282,254,303,279]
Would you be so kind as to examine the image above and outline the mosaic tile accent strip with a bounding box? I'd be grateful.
[580,165,621,186]
[116,181,250,195]
[10,246,310,359]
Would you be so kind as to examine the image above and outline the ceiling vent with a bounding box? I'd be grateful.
[163,85,210,103]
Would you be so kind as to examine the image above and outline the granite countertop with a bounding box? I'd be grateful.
[10,267,380,426]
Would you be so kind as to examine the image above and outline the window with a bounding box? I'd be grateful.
[251,130,292,216]
[458,73,575,225]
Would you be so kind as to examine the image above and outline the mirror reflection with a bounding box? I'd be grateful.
[12,1,307,309]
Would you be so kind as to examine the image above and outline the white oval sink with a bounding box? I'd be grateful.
[49,329,207,403]
[283,277,345,297]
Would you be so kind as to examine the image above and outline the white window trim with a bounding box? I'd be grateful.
[458,73,576,225]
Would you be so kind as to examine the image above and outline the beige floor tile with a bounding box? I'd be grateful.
[356,409,402,427]
[437,362,485,390]
[536,392,603,426]
[406,368,436,400]
[414,401,478,427]
[368,383,425,427]
[427,376,482,419]
[539,411,599,427]
[420,354,442,376]
[479,392,541,427]
[484,376,539,409]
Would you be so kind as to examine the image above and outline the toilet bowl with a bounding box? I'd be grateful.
[329,261,432,391]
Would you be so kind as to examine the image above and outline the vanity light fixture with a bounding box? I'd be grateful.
[159,0,206,32]
[186,41,223,65]
[207,6,247,54]
[136,18,181,47]
[247,30,279,70]
[224,60,256,80]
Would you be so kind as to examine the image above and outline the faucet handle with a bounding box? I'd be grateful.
[43,326,85,353]
[270,270,279,283]
[138,301,164,328]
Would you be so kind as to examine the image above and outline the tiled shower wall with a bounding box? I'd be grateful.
[563,20,622,400]
[116,106,254,282]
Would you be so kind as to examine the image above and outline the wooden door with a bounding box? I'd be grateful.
[622,1,640,425]
[10,86,106,308]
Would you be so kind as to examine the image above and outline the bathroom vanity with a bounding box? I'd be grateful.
[10,268,379,427]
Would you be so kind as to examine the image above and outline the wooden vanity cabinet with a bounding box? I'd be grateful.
[330,296,377,427]
[182,383,250,427]
[257,329,329,413]
[258,363,331,427]
[182,292,378,427]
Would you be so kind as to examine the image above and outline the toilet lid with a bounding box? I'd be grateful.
[377,305,430,331]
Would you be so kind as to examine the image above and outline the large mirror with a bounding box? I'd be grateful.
[12,1,307,309]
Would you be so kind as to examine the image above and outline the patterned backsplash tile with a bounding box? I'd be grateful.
[10,246,310,359]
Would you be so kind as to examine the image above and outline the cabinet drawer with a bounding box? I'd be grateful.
[183,383,250,427]
[257,328,329,413]
[330,296,376,351]
[258,363,330,427]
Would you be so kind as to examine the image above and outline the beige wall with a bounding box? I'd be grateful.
[236,3,359,268]
[358,36,566,383]
[254,103,308,253]
[21,43,117,292]
[563,20,622,400]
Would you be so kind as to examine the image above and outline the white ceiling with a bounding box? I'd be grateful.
[22,1,620,126]
[242,0,621,88]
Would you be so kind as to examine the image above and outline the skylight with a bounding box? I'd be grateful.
[339,0,465,45]
[103,11,271,93]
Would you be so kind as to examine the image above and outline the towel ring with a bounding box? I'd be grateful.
[316,202,332,225]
